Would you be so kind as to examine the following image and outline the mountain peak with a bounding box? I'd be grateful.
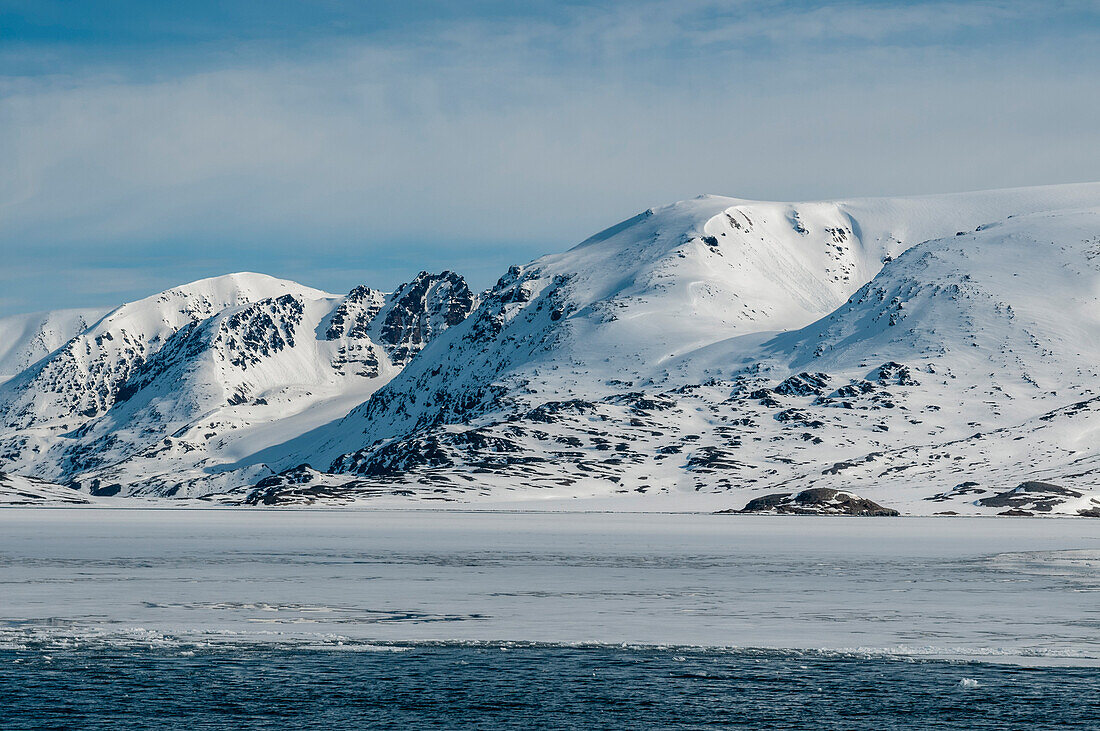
[0,268,475,496]
[267,184,1100,517]
[5,183,1100,514]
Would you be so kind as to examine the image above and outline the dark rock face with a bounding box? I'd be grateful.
[331,343,381,378]
[242,463,439,506]
[733,488,899,516]
[347,434,456,477]
[332,425,543,478]
[924,481,985,502]
[254,463,318,489]
[325,286,385,341]
[526,399,598,423]
[87,480,122,497]
[221,294,304,370]
[731,493,791,512]
[116,294,307,405]
[326,279,479,379]
[378,271,476,365]
[870,361,919,386]
[773,372,830,397]
[246,464,335,505]
[325,286,389,378]
[977,481,1082,513]
[324,274,476,378]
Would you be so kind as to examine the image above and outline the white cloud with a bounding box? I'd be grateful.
[0,1,1097,315]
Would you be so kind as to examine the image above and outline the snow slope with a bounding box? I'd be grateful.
[0,273,323,430]
[255,184,1100,515]
[3,183,1100,514]
[0,308,109,384]
[0,271,476,496]
[0,471,93,505]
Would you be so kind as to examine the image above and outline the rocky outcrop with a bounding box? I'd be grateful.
[325,285,386,341]
[730,488,899,516]
[0,471,92,505]
[241,464,425,506]
[0,274,311,431]
[977,481,1083,515]
[0,271,476,497]
[377,271,476,365]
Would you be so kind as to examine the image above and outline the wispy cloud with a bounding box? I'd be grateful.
[0,1,1097,316]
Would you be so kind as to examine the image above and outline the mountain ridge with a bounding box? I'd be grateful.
[284,184,1100,471]
[2,182,1100,515]
[0,270,476,496]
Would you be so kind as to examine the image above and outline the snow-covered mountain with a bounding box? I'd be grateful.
[253,183,1100,515]
[0,271,476,496]
[0,307,109,384]
[2,182,1100,515]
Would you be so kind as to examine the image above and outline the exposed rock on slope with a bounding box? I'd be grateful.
[0,273,320,432]
[0,307,109,384]
[375,271,475,365]
[0,471,91,505]
[731,488,899,516]
[5,183,1100,513]
[260,185,1100,515]
[0,271,476,496]
[976,482,1098,516]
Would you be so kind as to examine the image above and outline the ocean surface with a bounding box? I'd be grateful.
[4,644,1098,730]
[1,509,1097,728]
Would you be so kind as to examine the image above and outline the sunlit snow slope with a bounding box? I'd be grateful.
[0,308,109,385]
[258,184,1100,515]
[3,183,1100,514]
[0,271,475,496]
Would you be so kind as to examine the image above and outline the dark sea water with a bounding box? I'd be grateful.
[2,644,1097,730]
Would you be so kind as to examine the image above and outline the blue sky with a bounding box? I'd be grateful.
[1,1,1098,316]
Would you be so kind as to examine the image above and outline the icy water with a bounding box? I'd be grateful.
[3,645,1099,730]
[1,509,1098,728]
